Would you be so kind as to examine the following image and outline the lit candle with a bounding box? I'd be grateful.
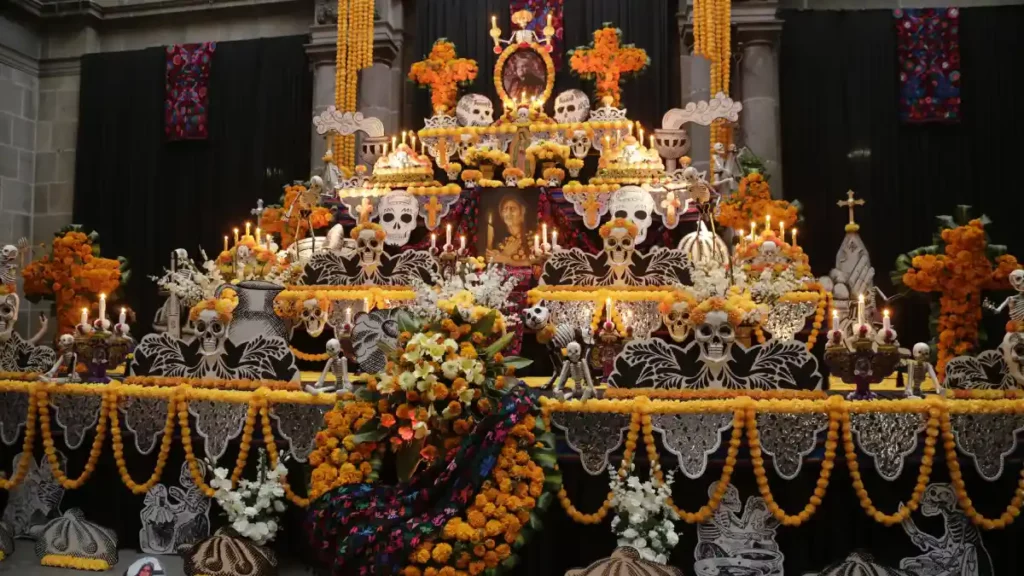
[81,307,88,327]
[345,307,352,326]
[421,141,426,155]
[606,297,613,319]
[364,297,371,312]
[492,15,497,29]
[410,134,416,149]
[401,131,407,145]
[255,227,262,247]
[99,293,107,323]
[119,307,127,326]
[547,13,552,27]
[649,135,655,149]
[766,214,771,234]
[542,223,548,246]
[779,221,785,240]
[883,309,891,332]
[245,222,251,238]
[431,233,437,250]
[534,234,540,253]
[223,235,229,252]
[638,127,644,145]
[551,230,558,249]
[391,136,397,152]
[233,228,239,245]
[791,228,798,247]
[459,235,466,251]
[750,220,756,236]
[857,294,865,325]
[446,223,452,247]
[831,309,838,331]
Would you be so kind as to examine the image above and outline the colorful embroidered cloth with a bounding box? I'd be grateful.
[510,0,564,68]
[894,8,960,123]
[306,387,536,575]
[165,43,216,140]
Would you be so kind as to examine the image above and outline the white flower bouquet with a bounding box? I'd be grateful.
[209,449,288,546]
[609,464,680,565]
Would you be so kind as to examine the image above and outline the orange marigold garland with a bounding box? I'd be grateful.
[257,183,335,249]
[21,226,129,336]
[716,173,798,232]
[567,26,649,106]
[897,212,1020,378]
[409,39,479,114]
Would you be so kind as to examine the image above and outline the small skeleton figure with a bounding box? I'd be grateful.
[235,244,252,280]
[42,334,79,383]
[306,338,351,395]
[984,269,1024,324]
[906,342,940,398]
[711,142,738,197]
[284,175,325,245]
[554,342,596,401]
[0,244,21,287]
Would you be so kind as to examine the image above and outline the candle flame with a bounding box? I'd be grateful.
[884,308,890,317]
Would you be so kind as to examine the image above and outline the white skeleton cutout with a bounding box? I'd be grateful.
[661,302,692,343]
[603,225,636,285]
[695,310,736,384]
[609,187,655,243]
[695,482,783,576]
[900,483,993,576]
[378,192,419,247]
[456,94,494,127]
[553,89,591,124]
[300,298,328,337]
[356,227,384,275]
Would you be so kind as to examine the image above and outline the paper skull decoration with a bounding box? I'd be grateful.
[378,191,419,246]
[661,302,692,342]
[609,187,655,243]
[695,310,735,365]
[300,298,328,337]
[456,94,495,127]
[603,224,636,266]
[194,309,228,358]
[0,293,17,343]
[356,226,385,269]
[553,89,591,124]
[570,129,592,158]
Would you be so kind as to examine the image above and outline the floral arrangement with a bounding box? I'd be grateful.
[209,449,288,546]
[188,296,236,324]
[716,173,799,231]
[565,158,584,177]
[408,262,521,328]
[464,146,510,167]
[258,183,335,249]
[516,177,537,189]
[307,394,381,499]
[150,253,225,312]
[542,167,565,185]
[733,231,813,303]
[409,39,479,114]
[689,287,765,328]
[22,226,129,336]
[568,26,650,106]
[894,208,1019,376]
[525,141,570,164]
[214,236,303,286]
[609,464,679,565]
[600,217,639,240]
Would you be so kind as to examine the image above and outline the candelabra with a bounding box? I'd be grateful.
[824,321,901,400]
[73,323,133,383]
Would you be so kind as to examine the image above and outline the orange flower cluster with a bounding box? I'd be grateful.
[21,230,124,336]
[902,219,1020,377]
[409,40,479,114]
[735,230,812,279]
[258,184,334,249]
[403,417,543,576]
[717,174,798,231]
[568,28,649,106]
[308,396,380,499]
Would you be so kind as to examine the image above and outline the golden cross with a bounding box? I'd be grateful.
[424,195,443,229]
[356,197,374,224]
[837,190,865,226]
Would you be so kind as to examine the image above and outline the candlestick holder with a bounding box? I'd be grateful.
[824,333,902,401]
[74,328,133,383]
[430,244,469,277]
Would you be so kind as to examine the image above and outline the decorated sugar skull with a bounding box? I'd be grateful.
[301,298,328,337]
[378,191,418,246]
[194,309,228,357]
[522,305,551,330]
[661,301,692,342]
[599,218,638,266]
[694,309,735,365]
[0,293,18,343]
[609,186,655,243]
[351,223,385,268]
[920,483,957,517]
[569,129,591,158]
[553,89,591,124]
[456,94,494,127]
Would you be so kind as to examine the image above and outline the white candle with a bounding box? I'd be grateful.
[534,234,540,253]
[779,221,785,239]
[649,135,655,150]
[606,297,613,319]
[364,297,371,312]
[883,309,891,332]
[831,309,838,331]
[750,220,756,236]
[542,223,548,246]
[492,15,497,29]
[245,222,251,238]
[401,131,407,145]
[552,230,558,249]
[223,235,229,252]
[547,13,552,27]
[857,294,865,325]
[119,307,127,325]
[410,134,416,149]
[81,307,88,327]
[446,223,452,247]
[391,136,397,152]
[431,233,437,250]
[233,228,239,245]
[98,293,107,322]
[791,228,798,247]
[766,214,771,234]
[345,307,352,325]
[459,235,466,251]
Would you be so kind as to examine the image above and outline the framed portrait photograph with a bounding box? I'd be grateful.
[478,188,541,267]
[495,44,554,106]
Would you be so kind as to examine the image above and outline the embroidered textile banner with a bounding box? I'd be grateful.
[509,0,564,69]
[165,43,216,140]
[894,8,960,123]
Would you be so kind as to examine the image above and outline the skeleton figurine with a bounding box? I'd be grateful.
[522,305,592,389]
[0,293,49,346]
[710,142,739,197]
[306,338,351,395]
[0,243,23,288]
[906,343,940,398]
[554,341,596,401]
[984,269,1024,325]
[284,175,325,245]
[42,334,78,383]
[234,244,252,280]
[299,298,328,337]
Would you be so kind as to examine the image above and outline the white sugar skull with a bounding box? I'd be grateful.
[609,187,655,243]
[570,130,591,158]
[378,192,418,246]
[695,310,735,365]
[661,302,692,342]
[522,305,551,330]
[356,228,384,268]
[456,94,494,127]
[553,89,591,124]
[194,309,228,357]
[603,226,635,266]
[1010,269,1024,292]
[301,298,328,337]
[0,293,18,343]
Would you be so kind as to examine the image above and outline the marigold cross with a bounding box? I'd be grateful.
[424,195,443,229]
[408,40,479,114]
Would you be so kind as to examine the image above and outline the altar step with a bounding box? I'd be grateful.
[0,545,316,575]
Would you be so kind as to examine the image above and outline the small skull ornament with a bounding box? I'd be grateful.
[0,293,17,342]
[1001,332,1024,386]
[553,89,591,124]
[609,187,655,243]
[570,130,592,158]
[695,310,735,365]
[301,298,328,337]
[522,305,551,330]
[603,226,636,266]
[378,191,418,247]
[662,302,692,342]
[194,309,228,357]
[456,94,495,127]
[356,228,384,268]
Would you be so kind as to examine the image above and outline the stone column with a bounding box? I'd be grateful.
[737,31,782,197]
[675,0,712,174]
[306,23,339,175]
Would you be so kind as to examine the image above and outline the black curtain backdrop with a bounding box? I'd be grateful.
[780,7,1024,346]
[412,0,678,134]
[73,36,312,333]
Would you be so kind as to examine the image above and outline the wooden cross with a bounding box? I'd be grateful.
[568,29,649,106]
[424,195,444,229]
[356,197,374,224]
[837,190,865,227]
